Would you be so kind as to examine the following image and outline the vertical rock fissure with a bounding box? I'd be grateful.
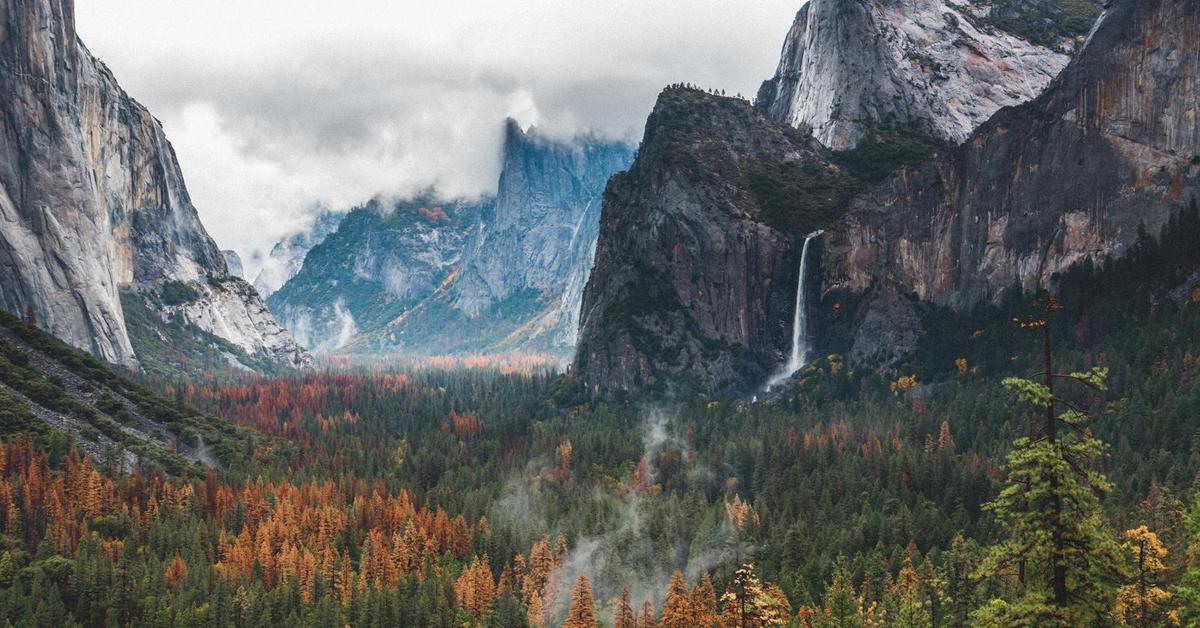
[766,230,822,390]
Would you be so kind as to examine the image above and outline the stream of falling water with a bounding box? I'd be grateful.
[765,230,822,391]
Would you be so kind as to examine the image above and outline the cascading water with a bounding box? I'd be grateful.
[765,230,822,391]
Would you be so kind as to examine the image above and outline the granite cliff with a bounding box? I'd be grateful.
[756,0,1094,148]
[574,89,851,396]
[0,0,309,371]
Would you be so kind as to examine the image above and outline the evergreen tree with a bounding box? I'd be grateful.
[1174,483,1200,626]
[941,534,978,627]
[974,310,1121,627]
[813,563,868,628]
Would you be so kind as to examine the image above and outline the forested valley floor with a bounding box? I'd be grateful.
[2,210,1200,626]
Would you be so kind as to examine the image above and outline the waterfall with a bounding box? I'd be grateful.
[766,230,822,390]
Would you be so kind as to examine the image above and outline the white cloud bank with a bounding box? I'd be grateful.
[76,0,799,278]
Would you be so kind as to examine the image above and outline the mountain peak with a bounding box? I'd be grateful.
[755,0,1092,148]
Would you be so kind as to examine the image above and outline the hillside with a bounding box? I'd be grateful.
[0,310,264,477]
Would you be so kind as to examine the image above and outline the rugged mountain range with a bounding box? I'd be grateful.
[268,198,485,353]
[576,0,1194,398]
[451,120,635,348]
[755,0,1097,148]
[268,122,633,356]
[0,0,308,372]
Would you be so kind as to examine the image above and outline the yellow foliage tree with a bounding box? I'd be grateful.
[1113,526,1174,626]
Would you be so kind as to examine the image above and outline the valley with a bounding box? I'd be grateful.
[0,0,1198,625]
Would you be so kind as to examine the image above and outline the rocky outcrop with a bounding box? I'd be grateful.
[253,211,344,298]
[821,0,1200,359]
[575,0,1196,398]
[0,0,309,370]
[756,0,1085,149]
[574,89,843,397]
[222,250,244,279]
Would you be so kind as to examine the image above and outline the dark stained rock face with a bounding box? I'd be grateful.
[574,89,845,397]
[821,0,1200,360]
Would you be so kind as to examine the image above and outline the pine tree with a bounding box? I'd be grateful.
[164,552,188,590]
[942,534,978,626]
[614,588,637,628]
[660,570,692,627]
[813,562,868,628]
[720,563,789,627]
[883,555,931,628]
[974,308,1122,627]
[563,575,597,628]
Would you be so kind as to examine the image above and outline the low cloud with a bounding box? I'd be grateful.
[76,0,799,279]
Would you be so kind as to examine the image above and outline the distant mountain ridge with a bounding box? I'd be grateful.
[0,0,309,373]
[268,121,633,357]
[268,197,486,353]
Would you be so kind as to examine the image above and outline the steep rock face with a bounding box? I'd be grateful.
[0,0,308,369]
[451,120,634,348]
[821,0,1200,359]
[756,0,1083,148]
[268,199,483,353]
[574,89,841,396]
[253,211,344,298]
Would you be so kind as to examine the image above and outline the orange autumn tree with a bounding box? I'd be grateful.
[614,588,637,628]
[563,574,597,628]
[455,554,497,619]
[164,553,188,590]
[692,574,720,627]
[659,570,693,627]
[639,600,658,628]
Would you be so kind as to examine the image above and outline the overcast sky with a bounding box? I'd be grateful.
[76,1,800,277]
